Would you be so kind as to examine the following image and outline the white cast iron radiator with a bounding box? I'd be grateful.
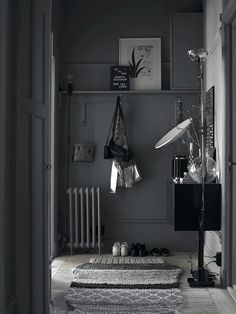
[67,187,101,255]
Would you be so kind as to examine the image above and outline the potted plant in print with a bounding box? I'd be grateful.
[128,48,146,77]
[128,48,146,90]
[119,38,161,90]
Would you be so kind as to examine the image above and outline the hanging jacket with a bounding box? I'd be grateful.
[109,96,142,193]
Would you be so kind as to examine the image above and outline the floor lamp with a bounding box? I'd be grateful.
[155,48,216,287]
[186,48,216,287]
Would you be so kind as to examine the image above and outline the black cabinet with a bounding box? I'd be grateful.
[172,183,221,231]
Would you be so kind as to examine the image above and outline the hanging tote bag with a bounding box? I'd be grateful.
[72,143,95,162]
[104,96,131,161]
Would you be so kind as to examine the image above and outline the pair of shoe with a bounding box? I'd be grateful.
[151,247,170,257]
[112,242,129,257]
[130,243,148,257]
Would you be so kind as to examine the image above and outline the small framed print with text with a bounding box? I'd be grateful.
[110,66,130,90]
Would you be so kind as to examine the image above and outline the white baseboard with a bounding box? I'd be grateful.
[227,286,236,303]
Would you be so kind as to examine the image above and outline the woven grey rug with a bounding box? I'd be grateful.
[66,260,183,314]
[89,256,164,264]
[68,303,181,314]
[71,263,182,289]
[66,286,182,306]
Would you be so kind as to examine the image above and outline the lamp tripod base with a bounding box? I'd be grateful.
[188,268,215,287]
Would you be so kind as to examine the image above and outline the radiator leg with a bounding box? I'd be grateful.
[91,187,95,248]
[85,187,90,249]
[97,187,101,256]
[79,188,84,248]
[67,187,73,256]
[73,187,79,250]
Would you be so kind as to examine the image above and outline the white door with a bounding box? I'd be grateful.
[16,0,52,313]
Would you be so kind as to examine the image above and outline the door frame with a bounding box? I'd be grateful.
[50,44,56,259]
[0,0,9,312]
[222,0,236,289]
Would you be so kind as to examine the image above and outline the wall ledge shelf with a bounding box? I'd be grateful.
[60,89,199,95]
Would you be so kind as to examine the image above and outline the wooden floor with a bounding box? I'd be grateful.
[52,252,236,314]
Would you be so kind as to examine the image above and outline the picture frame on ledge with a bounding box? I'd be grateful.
[110,66,130,91]
[205,86,215,150]
[119,38,161,91]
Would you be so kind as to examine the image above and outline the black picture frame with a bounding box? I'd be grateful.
[110,66,130,91]
[205,86,215,149]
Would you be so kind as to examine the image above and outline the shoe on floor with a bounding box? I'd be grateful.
[139,243,148,257]
[121,242,129,256]
[130,243,139,257]
[161,248,170,256]
[112,242,120,256]
[151,248,161,256]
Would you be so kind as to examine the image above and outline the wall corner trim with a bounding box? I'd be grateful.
[222,0,236,24]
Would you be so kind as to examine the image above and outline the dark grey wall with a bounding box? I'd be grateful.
[61,0,203,64]
[223,0,230,9]
[58,93,199,251]
[60,0,203,90]
[52,0,62,56]
[58,0,203,251]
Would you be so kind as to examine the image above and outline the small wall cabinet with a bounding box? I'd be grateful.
[170,13,203,90]
[171,183,221,231]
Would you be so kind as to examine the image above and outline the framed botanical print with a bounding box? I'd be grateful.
[119,38,161,90]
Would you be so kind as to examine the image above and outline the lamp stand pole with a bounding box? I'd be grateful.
[187,49,215,287]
